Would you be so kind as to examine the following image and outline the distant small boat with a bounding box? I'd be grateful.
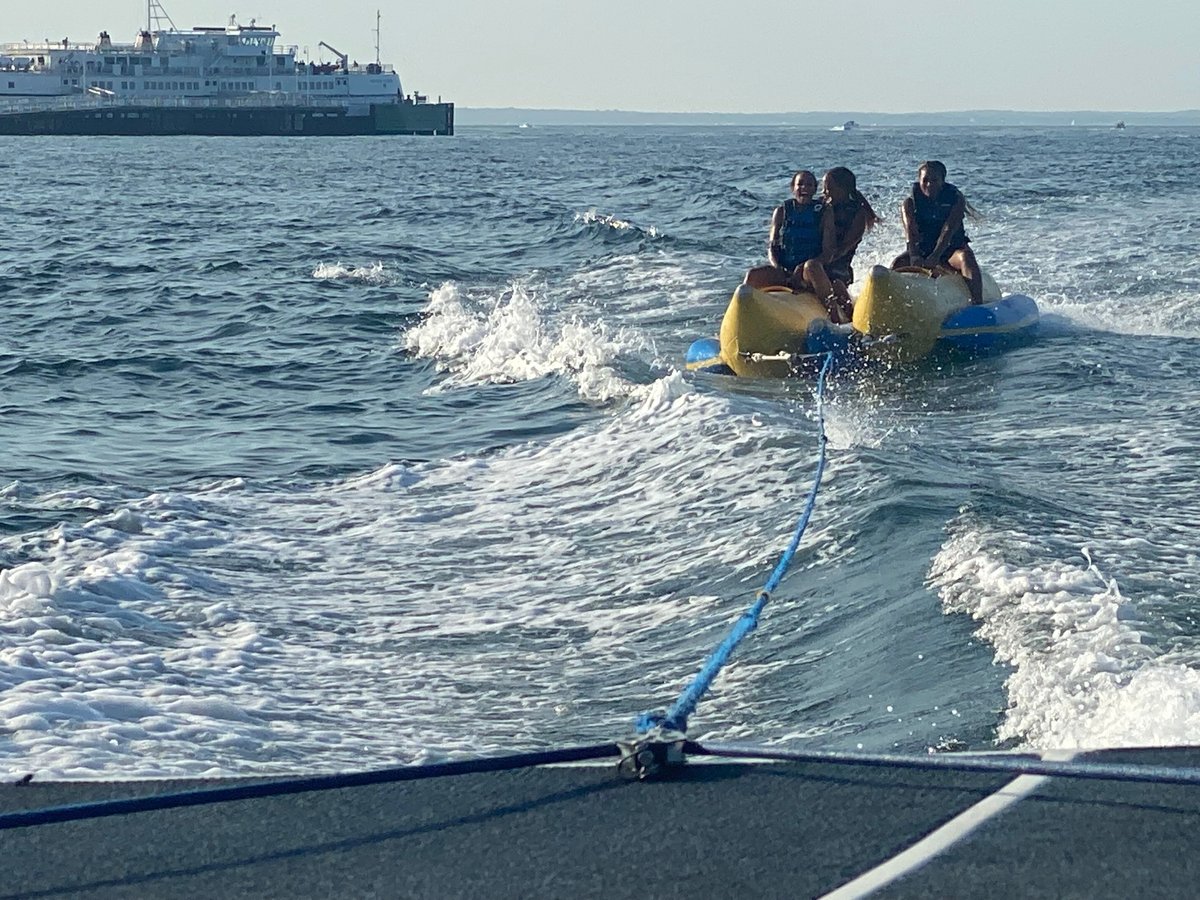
[518,122,533,129]
[1115,120,1126,129]
[829,120,858,132]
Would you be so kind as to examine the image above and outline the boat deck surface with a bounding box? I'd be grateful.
[2,747,1197,898]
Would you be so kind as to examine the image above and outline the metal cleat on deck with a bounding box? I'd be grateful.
[617,723,688,781]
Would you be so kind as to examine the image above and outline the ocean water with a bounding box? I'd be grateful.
[2,125,1199,778]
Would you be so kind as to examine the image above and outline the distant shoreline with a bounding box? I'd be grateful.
[458,108,1200,127]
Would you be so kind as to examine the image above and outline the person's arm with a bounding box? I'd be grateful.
[821,206,867,265]
[766,206,785,268]
[817,204,838,262]
[900,197,921,265]
[927,191,967,263]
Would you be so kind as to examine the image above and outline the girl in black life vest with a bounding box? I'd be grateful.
[818,166,880,321]
[891,160,984,305]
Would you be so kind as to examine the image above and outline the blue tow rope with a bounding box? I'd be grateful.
[637,352,835,736]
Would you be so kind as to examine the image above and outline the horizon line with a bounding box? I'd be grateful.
[458,106,1200,116]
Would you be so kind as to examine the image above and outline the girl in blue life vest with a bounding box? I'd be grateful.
[743,170,846,321]
[891,160,984,304]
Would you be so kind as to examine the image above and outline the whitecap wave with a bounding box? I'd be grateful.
[401,280,651,402]
[930,525,1200,750]
[574,208,661,238]
[311,261,394,284]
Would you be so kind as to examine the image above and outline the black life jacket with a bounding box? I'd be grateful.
[911,182,968,257]
[826,196,864,276]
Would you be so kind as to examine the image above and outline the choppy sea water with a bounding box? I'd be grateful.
[1,125,1198,778]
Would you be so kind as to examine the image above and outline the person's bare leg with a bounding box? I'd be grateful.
[744,264,791,290]
[803,259,847,322]
[831,279,854,322]
[949,248,983,304]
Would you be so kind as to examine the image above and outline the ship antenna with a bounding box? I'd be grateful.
[374,9,381,66]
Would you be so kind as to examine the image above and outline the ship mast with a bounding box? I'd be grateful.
[374,10,381,66]
[147,1,179,33]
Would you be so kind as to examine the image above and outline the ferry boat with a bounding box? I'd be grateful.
[0,1,453,136]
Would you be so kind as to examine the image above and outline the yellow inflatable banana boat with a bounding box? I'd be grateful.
[685,266,1039,376]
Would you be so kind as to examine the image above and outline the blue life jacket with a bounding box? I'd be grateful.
[777,198,823,269]
[911,182,969,258]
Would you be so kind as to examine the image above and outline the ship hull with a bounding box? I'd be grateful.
[0,101,454,136]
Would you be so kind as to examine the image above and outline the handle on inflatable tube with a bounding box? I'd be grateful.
[892,265,955,279]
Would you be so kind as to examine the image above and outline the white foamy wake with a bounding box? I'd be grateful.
[0,375,865,777]
[930,524,1200,750]
[402,281,653,403]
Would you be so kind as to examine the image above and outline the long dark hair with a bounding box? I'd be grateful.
[824,166,880,229]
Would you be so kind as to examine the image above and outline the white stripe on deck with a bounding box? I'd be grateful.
[819,750,1077,899]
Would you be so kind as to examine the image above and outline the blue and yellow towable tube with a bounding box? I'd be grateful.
[686,266,1039,376]
[685,284,851,378]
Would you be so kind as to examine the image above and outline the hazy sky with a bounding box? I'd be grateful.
[7,1,1198,112]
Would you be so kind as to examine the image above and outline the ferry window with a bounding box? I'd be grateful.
[8,82,14,89]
